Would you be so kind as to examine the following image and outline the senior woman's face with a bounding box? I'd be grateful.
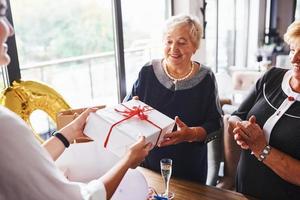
[289,40,300,80]
[163,24,197,67]
[0,0,13,66]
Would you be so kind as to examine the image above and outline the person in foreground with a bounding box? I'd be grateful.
[0,1,152,199]
[126,14,222,184]
[224,21,300,199]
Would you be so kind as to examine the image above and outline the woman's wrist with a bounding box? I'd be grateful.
[255,145,272,162]
[122,151,136,169]
[52,131,70,148]
[190,127,206,142]
[120,155,131,168]
[59,127,76,144]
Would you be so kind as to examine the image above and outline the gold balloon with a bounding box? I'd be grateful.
[0,80,71,143]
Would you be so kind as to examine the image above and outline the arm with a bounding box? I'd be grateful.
[159,73,221,147]
[200,71,222,135]
[0,106,152,200]
[123,67,144,102]
[43,107,98,161]
[233,116,300,186]
[44,109,153,199]
[101,136,152,199]
[262,147,300,186]
[34,107,152,199]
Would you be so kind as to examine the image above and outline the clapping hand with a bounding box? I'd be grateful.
[233,115,267,156]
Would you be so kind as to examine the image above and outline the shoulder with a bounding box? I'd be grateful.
[263,67,287,78]
[137,59,163,81]
[135,61,154,79]
[198,64,217,84]
[139,60,156,72]
[201,65,215,77]
[260,67,288,84]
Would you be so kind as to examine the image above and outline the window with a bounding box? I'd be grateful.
[11,0,118,107]
[204,0,217,71]
[206,0,261,71]
[6,0,171,136]
[122,0,171,93]
[0,67,8,90]
[206,0,236,72]
[295,0,300,20]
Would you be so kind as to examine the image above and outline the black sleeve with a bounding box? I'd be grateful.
[201,72,222,134]
[232,68,277,120]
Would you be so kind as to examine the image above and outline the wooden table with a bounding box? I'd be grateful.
[138,167,256,200]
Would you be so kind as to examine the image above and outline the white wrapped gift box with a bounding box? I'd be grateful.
[84,99,175,157]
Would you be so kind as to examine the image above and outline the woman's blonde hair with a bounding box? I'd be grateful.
[284,20,300,44]
[163,14,202,49]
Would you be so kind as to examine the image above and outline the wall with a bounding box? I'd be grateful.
[173,0,207,63]
[276,0,294,37]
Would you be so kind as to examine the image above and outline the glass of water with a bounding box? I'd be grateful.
[160,158,174,199]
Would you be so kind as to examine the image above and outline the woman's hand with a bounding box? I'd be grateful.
[159,116,206,147]
[44,107,102,161]
[59,107,99,143]
[102,136,152,199]
[233,115,267,156]
[124,136,152,169]
[132,96,139,100]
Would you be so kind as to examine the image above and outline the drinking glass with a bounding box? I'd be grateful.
[160,158,174,199]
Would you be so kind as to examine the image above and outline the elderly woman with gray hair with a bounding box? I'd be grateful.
[126,14,222,184]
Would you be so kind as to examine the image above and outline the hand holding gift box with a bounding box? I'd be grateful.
[55,140,149,200]
[56,105,106,142]
[84,99,175,157]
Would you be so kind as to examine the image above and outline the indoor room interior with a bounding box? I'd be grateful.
[1,0,299,199]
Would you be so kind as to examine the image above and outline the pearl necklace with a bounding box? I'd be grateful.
[164,61,195,84]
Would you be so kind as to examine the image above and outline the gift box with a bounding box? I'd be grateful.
[84,99,175,157]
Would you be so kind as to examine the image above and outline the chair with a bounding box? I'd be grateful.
[206,98,231,186]
[276,54,290,69]
[0,80,71,143]
[222,70,262,115]
[207,70,262,186]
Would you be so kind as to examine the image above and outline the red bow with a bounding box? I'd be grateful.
[115,105,152,120]
[104,104,162,148]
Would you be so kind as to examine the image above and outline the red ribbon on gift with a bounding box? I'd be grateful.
[103,104,163,148]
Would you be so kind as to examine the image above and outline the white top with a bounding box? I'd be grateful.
[263,70,300,142]
[0,106,106,200]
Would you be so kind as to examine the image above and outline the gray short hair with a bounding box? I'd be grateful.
[284,20,300,45]
[163,14,202,49]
